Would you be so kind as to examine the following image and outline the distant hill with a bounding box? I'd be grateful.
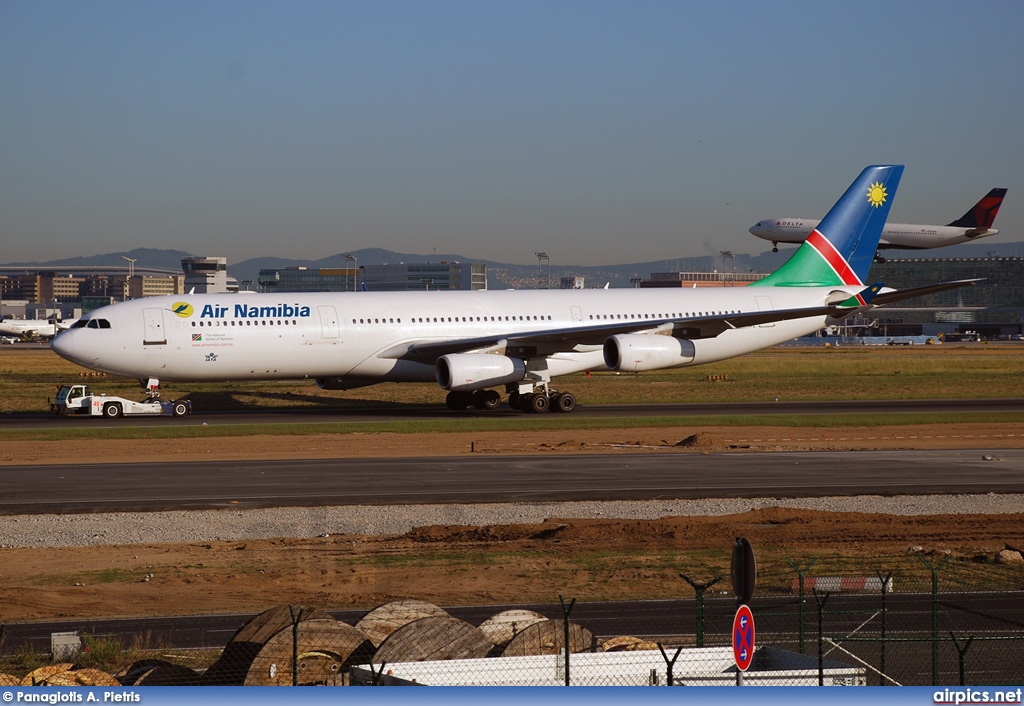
[4,240,1023,289]
[2,247,195,272]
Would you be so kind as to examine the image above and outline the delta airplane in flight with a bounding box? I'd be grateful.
[0,317,78,340]
[750,188,1007,256]
[53,165,976,414]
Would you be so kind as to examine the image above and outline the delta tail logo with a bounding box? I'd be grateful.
[172,302,194,318]
[867,182,887,208]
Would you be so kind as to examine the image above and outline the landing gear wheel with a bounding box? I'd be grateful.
[445,391,473,410]
[507,391,521,410]
[172,401,190,417]
[103,402,122,419]
[473,389,501,410]
[526,393,549,413]
[552,391,576,413]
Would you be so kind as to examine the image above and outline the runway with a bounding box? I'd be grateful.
[3,448,1024,515]
[5,397,1024,430]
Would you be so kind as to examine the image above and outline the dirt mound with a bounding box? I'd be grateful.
[675,432,723,448]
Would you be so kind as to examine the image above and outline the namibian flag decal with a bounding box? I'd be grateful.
[192,334,202,342]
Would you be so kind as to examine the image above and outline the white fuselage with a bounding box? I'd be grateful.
[749,218,997,250]
[51,287,836,387]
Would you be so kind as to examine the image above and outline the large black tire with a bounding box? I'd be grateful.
[172,401,190,417]
[103,402,122,419]
[445,391,473,410]
[526,393,549,413]
[473,389,501,410]
[507,391,520,410]
[552,392,576,413]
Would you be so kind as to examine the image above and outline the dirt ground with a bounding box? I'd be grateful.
[1,423,1022,622]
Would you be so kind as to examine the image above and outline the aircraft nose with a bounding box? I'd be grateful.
[51,330,77,362]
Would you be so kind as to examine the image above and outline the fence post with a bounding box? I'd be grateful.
[813,588,830,686]
[950,633,974,686]
[876,570,892,685]
[558,594,576,686]
[786,558,817,654]
[680,574,722,648]
[658,643,683,686]
[916,553,950,686]
[288,604,300,687]
[367,660,388,686]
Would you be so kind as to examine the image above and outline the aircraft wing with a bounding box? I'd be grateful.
[377,294,881,362]
[379,279,977,363]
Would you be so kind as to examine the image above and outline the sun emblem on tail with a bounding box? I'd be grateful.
[866,181,887,208]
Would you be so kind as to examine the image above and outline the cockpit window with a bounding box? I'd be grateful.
[85,319,111,329]
[71,320,88,328]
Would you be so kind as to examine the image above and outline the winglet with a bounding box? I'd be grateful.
[752,165,903,288]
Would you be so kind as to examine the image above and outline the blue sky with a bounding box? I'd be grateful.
[2,0,1021,266]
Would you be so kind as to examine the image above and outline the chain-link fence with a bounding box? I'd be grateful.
[3,551,1022,686]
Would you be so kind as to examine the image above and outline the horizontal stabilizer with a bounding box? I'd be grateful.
[872,279,983,306]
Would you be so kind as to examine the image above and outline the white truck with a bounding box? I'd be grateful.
[51,383,192,419]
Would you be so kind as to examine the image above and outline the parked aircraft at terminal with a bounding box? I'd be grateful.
[749,188,1007,255]
[52,165,977,413]
[0,317,78,340]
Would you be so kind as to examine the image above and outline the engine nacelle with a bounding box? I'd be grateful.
[436,353,527,392]
[603,334,696,372]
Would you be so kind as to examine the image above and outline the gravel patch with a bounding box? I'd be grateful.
[2,494,1023,548]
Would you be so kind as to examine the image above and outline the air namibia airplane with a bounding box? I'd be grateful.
[52,165,974,414]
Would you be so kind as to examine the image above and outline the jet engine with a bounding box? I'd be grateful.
[436,353,527,392]
[603,334,696,373]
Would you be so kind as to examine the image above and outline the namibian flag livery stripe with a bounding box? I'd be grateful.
[805,229,863,286]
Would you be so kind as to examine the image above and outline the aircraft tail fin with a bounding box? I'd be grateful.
[947,188,1007,232]
[752,165,903,288]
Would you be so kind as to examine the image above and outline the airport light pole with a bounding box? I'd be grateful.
[119,256,137,299]
[720,250,735,287]
[535,252,550,290]
[343,253,357,292]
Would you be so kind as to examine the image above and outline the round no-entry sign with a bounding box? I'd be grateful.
[732,604,755,672]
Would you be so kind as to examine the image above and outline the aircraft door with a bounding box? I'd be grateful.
[318,305,339,339]
[570,306,583,323]
[754,296,775,328]
[143,308,167,344]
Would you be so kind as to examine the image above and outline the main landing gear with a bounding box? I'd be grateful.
[445,387,577,413]
[507,389,576,413]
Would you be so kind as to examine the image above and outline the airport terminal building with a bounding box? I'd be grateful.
[866,257,1024,338]
[258,262,487,293]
